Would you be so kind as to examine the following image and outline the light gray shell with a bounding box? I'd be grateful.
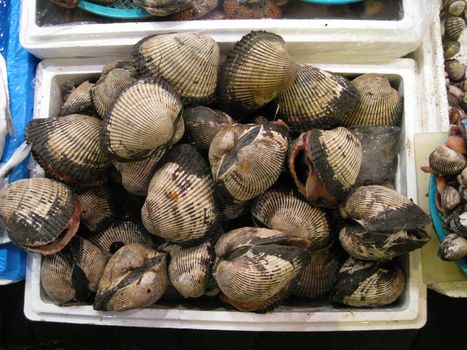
[438,233,467,261]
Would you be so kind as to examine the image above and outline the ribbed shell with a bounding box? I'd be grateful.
[293,243,344,299]
[210,122,289,201]
[77,185,113,232]
[41,252,75,304]
[100,78,183,162]
[164,241,215,298]
[438,184,461,212]
[214,244,310,312]
[133,0,192,16]
[429,144,467,175]
[448,211,467,237]
[251,186,330,251]
[113,146,167,196]
[215,192,250,221]
[142,144,219,246]
[183,106,234,154]
[0,178,80,255]
[439,233,467,261]
[91,68,137,119]
[330,257,406,307]
[444,0,466,16]
[26,114,112,187]
[276,65,360,132]
[217,31,297,117]
[445,59,466,83]
[342,74,403,126]
[445,16,465,40]
[223,0,283,19]
[339,224,430,261]
[170,0,219,20]
[132,32,219,105]
[89,220,151,258]
[59,81,96,117]
[444,39,461,59]
[340,185,432,232]
[94,244,168,311]
[100,60,136,79]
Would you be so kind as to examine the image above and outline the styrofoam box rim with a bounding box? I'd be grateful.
[24,57,426,331]
[20,0,435,59]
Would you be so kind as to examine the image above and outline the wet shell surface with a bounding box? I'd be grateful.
[339,185,431,232]
[170,0,219,20]
[132,32,220,104]
[133,0,192,16]
[142,144,220,246]
[438,233,467,261]
[100,78,183,162]
[77,185,114,232]
[276,64,360,132]
[330,257,406,307]
[429,144,467,175]
[223,0,282,19]
[94,244,168,311]
[217,31,297,117]
[445,15,465,40]
[289,127,362,207]
[26,114,112,187]
[59,81,96,117]
[209,122,289,201]
[342,74,403,127]
[251,185,331,251]
[339,224,430,261]
[164,241,216,298]
[0,178,80,255]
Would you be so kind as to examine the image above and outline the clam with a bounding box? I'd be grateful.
[89,220,152,258]
[444,0,466,16]
[100,78,183,162]
[445,59,466,83]
[428,144,467,175]
[163,241,216,298]
[438,233,467,261]
[91,68,137,119]
[133,0,192,16]
[59,81,96,117]
[339,223,430,261]
[458,167,467,187]
[330,257,405,307]
[276,65,360,132]
[209,121,289,201]
[436,177,461,213]
[77,185,114,233]
[0,178,80,255]
[443,39,461,59]
[170,0,219,20]
[445,16,465,41]
[94,244,168,311]
[100,60,136,79]
[214,193,250,221]
[448,211,467,237]
[223,0,282,19]
[26,114,112,187]
[183,106,234,154]
[448,91,461,107]
[251,184,331,251]
[132,32,219,104]
[289,127,362,207]
[339,185,431,232]
[217,31,296,117]
[49,0,80,8]
[342,74,403,127]
[142,144,220,246]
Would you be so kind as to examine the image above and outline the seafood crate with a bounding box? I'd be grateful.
[20,0,435,59]
[23,56,427,331]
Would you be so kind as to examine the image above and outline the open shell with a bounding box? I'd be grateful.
[59,81,96,117]
[77,185,114,233]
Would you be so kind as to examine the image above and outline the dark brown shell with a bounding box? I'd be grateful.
[429,144,467,175]
[217,31,296,117]
[169,0,219,20]
[133,0,192,16]
[132,32,220,105]
[100,78,183,162]
[26,114,112,187]
[445,15,465,40]
[77,185,114,232]
[276,65,360,132]
[59,81,96,117]
[0,178,80,255]
[342,74,403,126]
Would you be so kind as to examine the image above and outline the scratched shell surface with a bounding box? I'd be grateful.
[142,144,219,246]
[26,114,112,187]
[0,178,80,255]
[133,32,220,104]
[59,81,96,117]
[276,65,360,132]
[77,185,114,233]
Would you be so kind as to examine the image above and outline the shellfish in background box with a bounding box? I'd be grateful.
[23,56,427,331]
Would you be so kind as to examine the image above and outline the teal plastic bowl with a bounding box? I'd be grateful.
[78,0,152,19]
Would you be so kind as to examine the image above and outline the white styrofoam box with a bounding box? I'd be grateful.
[0,54,10,246]
[21,0,436,60]
[24,57,426,331]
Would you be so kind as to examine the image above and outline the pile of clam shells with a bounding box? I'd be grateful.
[0,31,431,313]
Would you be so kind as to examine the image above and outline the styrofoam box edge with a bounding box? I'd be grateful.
[24,58,426,331]
[20,0,437,59]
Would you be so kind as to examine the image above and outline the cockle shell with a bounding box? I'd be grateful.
[217,31,296,117]
[445,59,466,83]
[133,0,192,16]
[27,114,112,187]
[49,0,80,8]
[276,65,360,132]
[342,74,403,127]
[339,185,431,232]
[170,0,219,20]
[142,144,220,246]
[437,183,461,212]
[444,39,461,59]
[133,32,220,104]
[100,60,136,79]
[100,78,183,162]
[330,257,405,307]
[76,185,114,233]
[0,178,80,255]
[444,0,466,16]
[59,81,96,117]
[209,121,289,201]
[445,15,465,40]
[429,144,467,175]
[448,211,467,237]
[223,0,282,19]
[439,233,467,261]
[94,244,168,311]
[289,127,362,207]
